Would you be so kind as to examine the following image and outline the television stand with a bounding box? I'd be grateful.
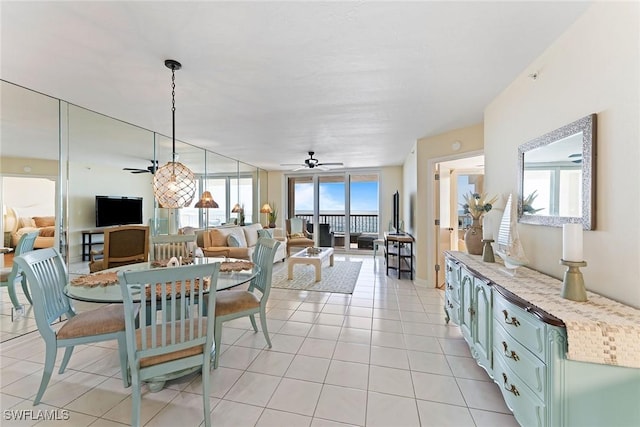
[81,228,106,261]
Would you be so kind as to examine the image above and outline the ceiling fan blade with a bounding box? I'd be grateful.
[123,167,150,174]
[317,162,344,166]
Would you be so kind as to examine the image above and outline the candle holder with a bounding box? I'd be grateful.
[560,259,588,302]
[482,239,495,263]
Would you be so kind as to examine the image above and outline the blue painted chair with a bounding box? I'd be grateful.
[214,237,280,368]
[118,262,220,427]
[1,230,39,319]
[13,248,130,406]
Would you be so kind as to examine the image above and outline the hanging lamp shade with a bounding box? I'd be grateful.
[194,191,218,208]
[152,59,196,208]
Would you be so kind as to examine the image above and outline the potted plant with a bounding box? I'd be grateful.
[268,202,278,228]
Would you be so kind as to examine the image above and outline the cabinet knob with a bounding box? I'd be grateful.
[502,341,520,361]
[447,300,454,309]
[468,307,475,316]
[502,309,520,327]
[502,373,520,396]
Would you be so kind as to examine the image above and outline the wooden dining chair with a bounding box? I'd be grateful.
[89,225,150,273]
[214,237,281,368]
[117,262,220,427]
[149,233,196,261]
[0,230,39,318]
[13,248,130,406]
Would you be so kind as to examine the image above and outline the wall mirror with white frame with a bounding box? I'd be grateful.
[517,113,596,229]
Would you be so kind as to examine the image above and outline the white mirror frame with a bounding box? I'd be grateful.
[517,113,597,230]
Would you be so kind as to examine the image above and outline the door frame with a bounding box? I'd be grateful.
[426,150,484,287]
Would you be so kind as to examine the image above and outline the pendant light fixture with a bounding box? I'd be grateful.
[194,191,218,208]
[153,59,196,208]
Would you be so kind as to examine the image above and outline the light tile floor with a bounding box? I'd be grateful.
[0,254,519,426]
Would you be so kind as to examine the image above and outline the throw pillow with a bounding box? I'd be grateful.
[227,234,242,247]
[39,226,55,237]
[290,232,305,239]
[33,216,55,227]
[257,229,272,239]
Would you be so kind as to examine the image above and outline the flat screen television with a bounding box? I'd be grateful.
[95,196,143,228]
[392,190,401,234]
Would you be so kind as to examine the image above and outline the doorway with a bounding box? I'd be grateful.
[434,155,484,287]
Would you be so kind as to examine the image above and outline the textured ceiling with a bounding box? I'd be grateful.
[0,1,590,171]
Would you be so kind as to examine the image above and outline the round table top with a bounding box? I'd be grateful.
[64,257,259,303]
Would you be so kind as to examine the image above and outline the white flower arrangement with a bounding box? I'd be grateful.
[461,192,498,220]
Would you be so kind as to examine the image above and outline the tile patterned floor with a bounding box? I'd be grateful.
[0,254,518,426]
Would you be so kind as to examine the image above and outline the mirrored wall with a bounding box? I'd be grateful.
[1,79,265,265]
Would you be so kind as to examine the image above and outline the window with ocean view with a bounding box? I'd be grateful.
[288,173,379,250]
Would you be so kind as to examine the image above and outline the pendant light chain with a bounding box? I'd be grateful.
[153,59,196,209]
[171,65,177,166]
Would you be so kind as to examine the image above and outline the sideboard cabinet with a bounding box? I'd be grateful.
[445,252,640,427]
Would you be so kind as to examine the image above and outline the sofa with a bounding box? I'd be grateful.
[200,223,286,263]
[6,209,55,249]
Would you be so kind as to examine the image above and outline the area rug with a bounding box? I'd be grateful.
[271,261,362,294]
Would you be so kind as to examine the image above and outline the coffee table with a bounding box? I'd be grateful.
[288,247,334,282]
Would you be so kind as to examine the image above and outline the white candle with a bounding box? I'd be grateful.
[482,216,492,240]
[562,223,583,262]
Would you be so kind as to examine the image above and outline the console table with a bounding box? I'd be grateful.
[444,251,640,427]
[81,228,106,261]
[384,232,414,279]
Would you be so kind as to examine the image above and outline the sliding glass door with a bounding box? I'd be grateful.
[287,172,379,251]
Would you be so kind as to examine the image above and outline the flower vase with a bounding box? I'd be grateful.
[464,218,483,255]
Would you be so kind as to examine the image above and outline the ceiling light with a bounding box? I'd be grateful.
[153,59,196,209]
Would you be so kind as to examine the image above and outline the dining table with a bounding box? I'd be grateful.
[64,257,259,392]
[64,257,259,303]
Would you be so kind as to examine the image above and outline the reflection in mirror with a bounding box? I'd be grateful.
[236,162,257,225]
[67,105,155,260]
[1,81,60,257]
[169,139,204,232]
[518,114,596,229]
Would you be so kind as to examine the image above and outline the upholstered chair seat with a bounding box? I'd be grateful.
[56,304,129,340]
[215,291,260,317]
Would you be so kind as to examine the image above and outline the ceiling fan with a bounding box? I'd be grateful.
[281,151,344,171]
[123,160,158,174]
[568,153,582,164]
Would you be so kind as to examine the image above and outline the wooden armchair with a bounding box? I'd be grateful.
[285,217,314,256]
[89,225,150,273]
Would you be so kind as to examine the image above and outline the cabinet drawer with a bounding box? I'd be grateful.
[445,261,460,303]
[445,299,460,325]
[493,295,546,360]
[494,322,546,400]
[494,354,546,427]
[445,282,460,304]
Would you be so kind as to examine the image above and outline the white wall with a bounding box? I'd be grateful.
[68,162,154,262]
[411,123,485,286]
[484,2,640,307]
